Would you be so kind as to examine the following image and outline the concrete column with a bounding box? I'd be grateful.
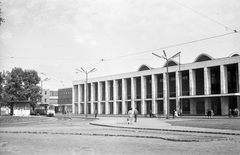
[237,97,240,110]
[220,65,228,94]
[122,79,126,114]
[151,74,156,114]
[141,76,145,114]
[221,97,229,115]
[163,73,167,115]
[113,80,117,114]
[97,82,100,114]
[72,87,75,114]
[176,71,180,112]
[131,77,135,109]
[204,67,211,95]
[105,81,109,114]
[189,69,196,96]
[238,63,240,93]
[90,83,94,114]
[84,83,87,115]
[205,98,211,112]
[190,99,196,115]
[77,84,81,114]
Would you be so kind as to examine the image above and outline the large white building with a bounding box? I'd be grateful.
[72,53,240,116]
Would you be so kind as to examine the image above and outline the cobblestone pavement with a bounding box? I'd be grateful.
[0,115,240,155]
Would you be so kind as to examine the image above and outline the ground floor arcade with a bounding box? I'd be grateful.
[73,95,240,116]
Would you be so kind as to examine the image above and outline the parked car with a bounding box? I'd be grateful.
[31,108,55,117]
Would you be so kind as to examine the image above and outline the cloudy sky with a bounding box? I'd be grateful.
[1,0,240,90]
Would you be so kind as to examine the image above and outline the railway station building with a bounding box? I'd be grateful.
[72,53,240,116]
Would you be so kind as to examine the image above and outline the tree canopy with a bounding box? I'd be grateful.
[1,68,42,108]
[0,2,5,25]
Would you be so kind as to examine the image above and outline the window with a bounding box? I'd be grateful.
[183,76,188,80]
[170,77,175,81]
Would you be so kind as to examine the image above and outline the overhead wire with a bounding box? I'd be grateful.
[171,0,236,32]
[0,41,14,58]
[104,31,239,61]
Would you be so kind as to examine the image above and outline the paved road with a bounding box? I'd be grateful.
[0,115,240,155]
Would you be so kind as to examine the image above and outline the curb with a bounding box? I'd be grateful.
[0,130,230,142]
[89,123,240,136]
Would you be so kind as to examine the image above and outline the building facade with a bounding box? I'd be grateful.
[41,89,58,109]
[58,88,72,113]
[72,53,240,116]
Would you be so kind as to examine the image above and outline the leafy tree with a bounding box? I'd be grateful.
[0,2,5,25]
[3,68,42,109]
[0,71,6,115]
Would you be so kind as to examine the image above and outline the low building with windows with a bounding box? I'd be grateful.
[9,101,32,116]
[41,89,58,111]
[58,88,72,114]
[72,53,240,116]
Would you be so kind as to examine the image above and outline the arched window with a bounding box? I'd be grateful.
[194,53,214,62]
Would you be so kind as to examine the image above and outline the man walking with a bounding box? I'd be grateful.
[134,108,138,122]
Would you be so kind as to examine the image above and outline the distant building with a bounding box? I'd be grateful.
[41,89,58,110]
[58,88,72,114]
[72,53,240,116]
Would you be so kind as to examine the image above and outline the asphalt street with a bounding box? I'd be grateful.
[0,115,240,155]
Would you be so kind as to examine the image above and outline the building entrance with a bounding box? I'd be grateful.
[117,102,122,114]
[109,102,113,114]
[211,98,221,115]
[170,100,176,114]
[80,103,84,114]
[156,100,163,114]
[94,103,98,111]
[87,103,91,114]
[126,101,131,111]
[196,101,205,114]
[101,102,105,114]
[146,101,152,115]
[229,96,238,109]
[135,101,141,114]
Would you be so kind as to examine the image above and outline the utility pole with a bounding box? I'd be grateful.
[152,50,181,119]
[76,67,96,117]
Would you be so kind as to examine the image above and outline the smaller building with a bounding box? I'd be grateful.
[41,89,58,111]
[58,88,72,114]
[9,101,32,116]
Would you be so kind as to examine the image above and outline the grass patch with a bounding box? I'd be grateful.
[167,119,240,130]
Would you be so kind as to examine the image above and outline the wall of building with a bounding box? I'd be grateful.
[72,54,240,116]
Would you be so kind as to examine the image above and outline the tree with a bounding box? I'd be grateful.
[0,71,6,115]
[0,2,5,25]
[3,68,42,109]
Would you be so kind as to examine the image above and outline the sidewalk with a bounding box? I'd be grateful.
[90,116,240,136]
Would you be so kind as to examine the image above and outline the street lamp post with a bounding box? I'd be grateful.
[152,50,181,119]
[76,67,96,117]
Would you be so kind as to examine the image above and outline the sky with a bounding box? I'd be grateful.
[1,0,240,91]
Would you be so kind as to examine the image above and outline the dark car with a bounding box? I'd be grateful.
[34,109,47,116]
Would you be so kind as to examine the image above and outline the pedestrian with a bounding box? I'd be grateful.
[207,109,211,119]
[180,109,182,117]
[229,109,232,118]
[231,108,235,118]
[127,108,134,125]
[210,109,214,119]
[149,110,153,117]
[236,108,239,117]
[134,108,138,122]
[94,109,98,118]
[173,110,175,119]
[174,110,178,118]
